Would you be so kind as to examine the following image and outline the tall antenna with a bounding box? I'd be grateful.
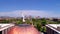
[21,12,25,23]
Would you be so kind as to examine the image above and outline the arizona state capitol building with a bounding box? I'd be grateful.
[0,24,14,34]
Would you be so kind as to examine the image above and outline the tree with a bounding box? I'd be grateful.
[41,18,46,26]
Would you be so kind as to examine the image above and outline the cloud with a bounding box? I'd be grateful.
[0,10,60,17]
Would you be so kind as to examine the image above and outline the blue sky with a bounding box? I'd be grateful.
[0,0,60,17]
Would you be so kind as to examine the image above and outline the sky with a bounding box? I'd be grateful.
[0,0,60,18]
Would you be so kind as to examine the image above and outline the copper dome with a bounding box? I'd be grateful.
[8,24,40,34]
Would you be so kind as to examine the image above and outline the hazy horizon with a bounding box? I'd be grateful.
[0,0,60,18]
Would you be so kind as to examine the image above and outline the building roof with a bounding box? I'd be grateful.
[46,24,60,33]
[8,24,40,34]
[0,24,14,31]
